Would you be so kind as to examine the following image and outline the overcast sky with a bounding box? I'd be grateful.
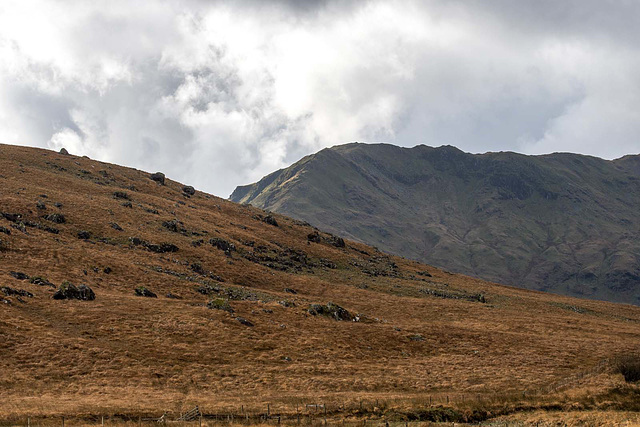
[1,0,639,197]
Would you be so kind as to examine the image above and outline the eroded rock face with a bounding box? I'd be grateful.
[52,282,95,301]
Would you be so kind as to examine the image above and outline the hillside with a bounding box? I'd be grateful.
[231,143,640,305]
[1,143,640,424]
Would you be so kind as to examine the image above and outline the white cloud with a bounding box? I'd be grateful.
[0,0,639,197]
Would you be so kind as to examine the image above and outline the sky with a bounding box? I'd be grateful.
[1,0,639,197]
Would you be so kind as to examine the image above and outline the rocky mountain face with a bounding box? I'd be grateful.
[232,143,640,305]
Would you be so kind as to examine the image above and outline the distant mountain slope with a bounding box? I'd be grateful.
[231,143,640,305]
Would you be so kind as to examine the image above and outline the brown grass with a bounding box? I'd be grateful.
[1,144,640,424]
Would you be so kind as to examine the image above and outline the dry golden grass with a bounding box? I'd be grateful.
[1,144,640,424]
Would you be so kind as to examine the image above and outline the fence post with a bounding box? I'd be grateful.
[62,416,65,427]
[102,416,104,426]
[27,417,30,427]
[268,403,270,417]
[446,396,449,404]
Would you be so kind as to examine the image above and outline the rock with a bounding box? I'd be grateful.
[166,293,182,299]
[307,231,322,243]
[30,276,55,287]
[52,282,95,301]
[59,148,69,155]
[236,317,254,327]
[408,334,425,342]
[278,300,296,308]
[113,191,130,200]
[10,271,29,280]
[135,286,157,298]
[43,213,66,224]
[263,215,278,227]
[209,238,235,254]
[77,230,91,239]
[162,219,184,233]
[329,236,346,248]
[190,262,205,275]
[36,200,46,210]
[150,172,165,185]
[54,202,63,208]
[308,302,353,321]
[2,213,22,222]
[207,298,234,312]
[145,242,179,253]
[103,267,112,274]
[129,236,146,246]
[284,288,297,294]
[182,185,196,196]
[1,287,33,297]
[0,226,10,235]
[121,202,133,208]
[110,222,123,231]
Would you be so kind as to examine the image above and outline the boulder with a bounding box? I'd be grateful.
[2,213,22,222]
[182,185,196,196]
[190,262,205,275]
[207,298,234,312]
[329,236,346,248]
[59,148,69,155]
[209,237,235,254]
[52,282,95,301]
[1,287,33,297]
[30,276,55,287]
[43,213,66,224]
[10,271,29,280]
[307,231,322,243]
[236,317,254,327]
[77,230,91,239]
[145,242,179,253]
[308,302,353,321]
[162,219,184,233]
[112,191,130,200]
[166,293,182,299]
[135,287,157,298]
[110,222,123,231]
[150,172,165,185]
[0,226,10,235]
[263,215,278,227]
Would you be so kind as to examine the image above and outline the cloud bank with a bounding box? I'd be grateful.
[1,0,639,196]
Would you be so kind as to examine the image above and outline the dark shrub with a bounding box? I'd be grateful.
[616,354,640,383]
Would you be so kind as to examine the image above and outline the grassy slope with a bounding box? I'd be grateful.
[231,143,640,305]
[1,144,639,422]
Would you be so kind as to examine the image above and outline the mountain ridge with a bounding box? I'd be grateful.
[231,142,640,305]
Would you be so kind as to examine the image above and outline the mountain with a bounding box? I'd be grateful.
[2,143,640,424]
[231,143,640,305]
